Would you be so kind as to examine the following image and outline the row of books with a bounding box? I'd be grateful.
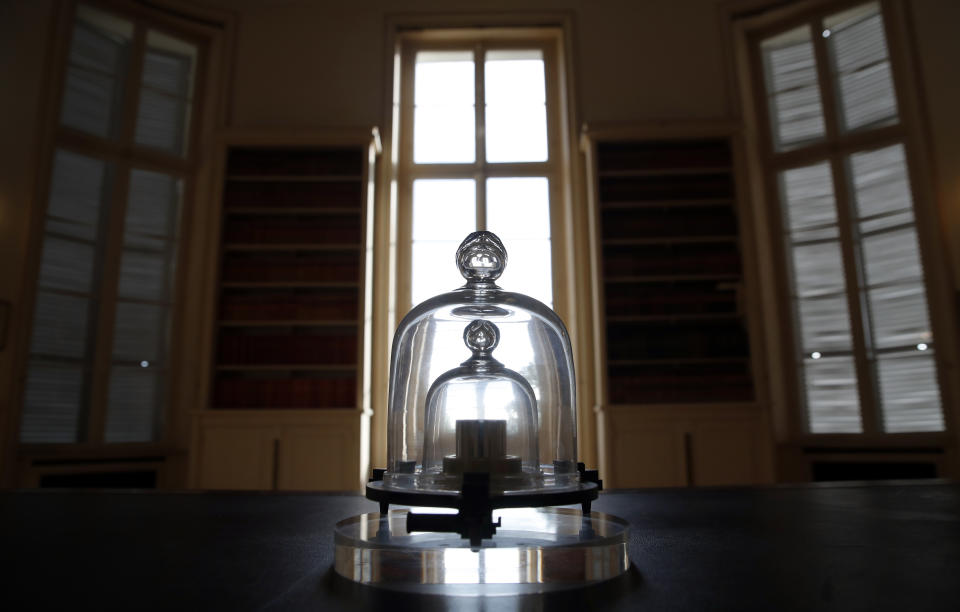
[607,321,749,360]
[600,173,734,202]
[596,138,753,404]
[217,332,358,365]
[604,281,737,317]
[227,148,363,176]
[603,243,741,276]
[223,216,361,244]
[608,360,753,403]
[219,291,359,320]
[597,140,732,172]
[602,206,738,239]
[221,253,360,283]
[213,376,356,408]
[608,375,754,403]
[223,181,362,209]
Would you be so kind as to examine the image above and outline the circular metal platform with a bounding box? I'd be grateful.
[365,479,599,511]
[334,507,630,594]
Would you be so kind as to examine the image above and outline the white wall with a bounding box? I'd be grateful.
[222,0,731,127]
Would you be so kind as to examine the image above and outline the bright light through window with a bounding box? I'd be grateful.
[403,37,559,317]
[485,50,547,163]
[414,51,475,164]
[412,179,475,305]
[487,177,552,306]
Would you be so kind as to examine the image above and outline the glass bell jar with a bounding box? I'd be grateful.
[380,231,583,495]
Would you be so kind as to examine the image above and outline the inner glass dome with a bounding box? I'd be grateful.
[385,231,578,493]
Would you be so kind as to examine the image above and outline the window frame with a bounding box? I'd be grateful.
[393,28,570,317]
[373,17,593,473]
[12,0,218,457]
[743,0,957,444]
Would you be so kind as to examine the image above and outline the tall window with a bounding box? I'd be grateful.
[20,3,202,444]
[753,2,944,434]
[395,32,566,311]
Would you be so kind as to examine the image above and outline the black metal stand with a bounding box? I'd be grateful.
[366,464,602,548]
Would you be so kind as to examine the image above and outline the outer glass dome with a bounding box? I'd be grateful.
[385,231,578,493]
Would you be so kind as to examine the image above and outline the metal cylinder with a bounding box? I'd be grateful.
[455,419,507,460]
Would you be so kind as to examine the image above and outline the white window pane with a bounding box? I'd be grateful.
[116,170,182,300]
[124,169,182,241]
[823,3,883,67]
[72,4,133,69]
[849,145,914,232]
[485,104,548,163]
[414,51,475,164]
[415,51,474,105]
[770,88,827,150]
[867,283,932,349]
[60,5,132,138]
[780,163,839,241]
[803,356,862,433]
[486,177,550,240]
[29,292,92,359]
[485,51,545,104]
[414,106,476,164]
[112,302,169,364]
[142,31,196,96]
[412,179,475,240]
[116,250,173,301]
[105,367,162,442]
[825,5,898,131]
[499,239,552,307]
[412,241,466,306]
[760,26,826,151]
[796,296,853,352]
[61,68,123,138]
[135,30,196,155]
[20,364,85,443]
[790,241,846,297]
[862,228,924,286]
[484,51,547,162]
[412,179,476,305]
[37,236,96,294]
[37,151,112,293]
[135,90,190,153]
[47,150,109,233]
[836,63,898,132]
[877,352,944,433]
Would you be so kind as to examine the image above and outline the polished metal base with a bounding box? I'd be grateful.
[334,507,630,594]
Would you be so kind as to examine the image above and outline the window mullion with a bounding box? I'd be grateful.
[811,14,878,434]
[830,154,881,434]
[86,161,131,443]
[474,43,486,230]
[85,24,148,443]
[120,23,147,150]
[811,18,840,142]
[813,14,881,434]
[396,43,417,317]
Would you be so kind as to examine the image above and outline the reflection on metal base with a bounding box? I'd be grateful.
[334,507,629,594]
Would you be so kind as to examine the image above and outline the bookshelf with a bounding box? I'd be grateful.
[189,129,379,492]
[213,145,369,410]
[582,123,770,489]
[591,137,754,405]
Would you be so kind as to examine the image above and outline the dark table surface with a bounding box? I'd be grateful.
[2,482,960,611]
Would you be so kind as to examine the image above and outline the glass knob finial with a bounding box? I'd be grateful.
[464,319,499,354]
[456,231,507,282]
